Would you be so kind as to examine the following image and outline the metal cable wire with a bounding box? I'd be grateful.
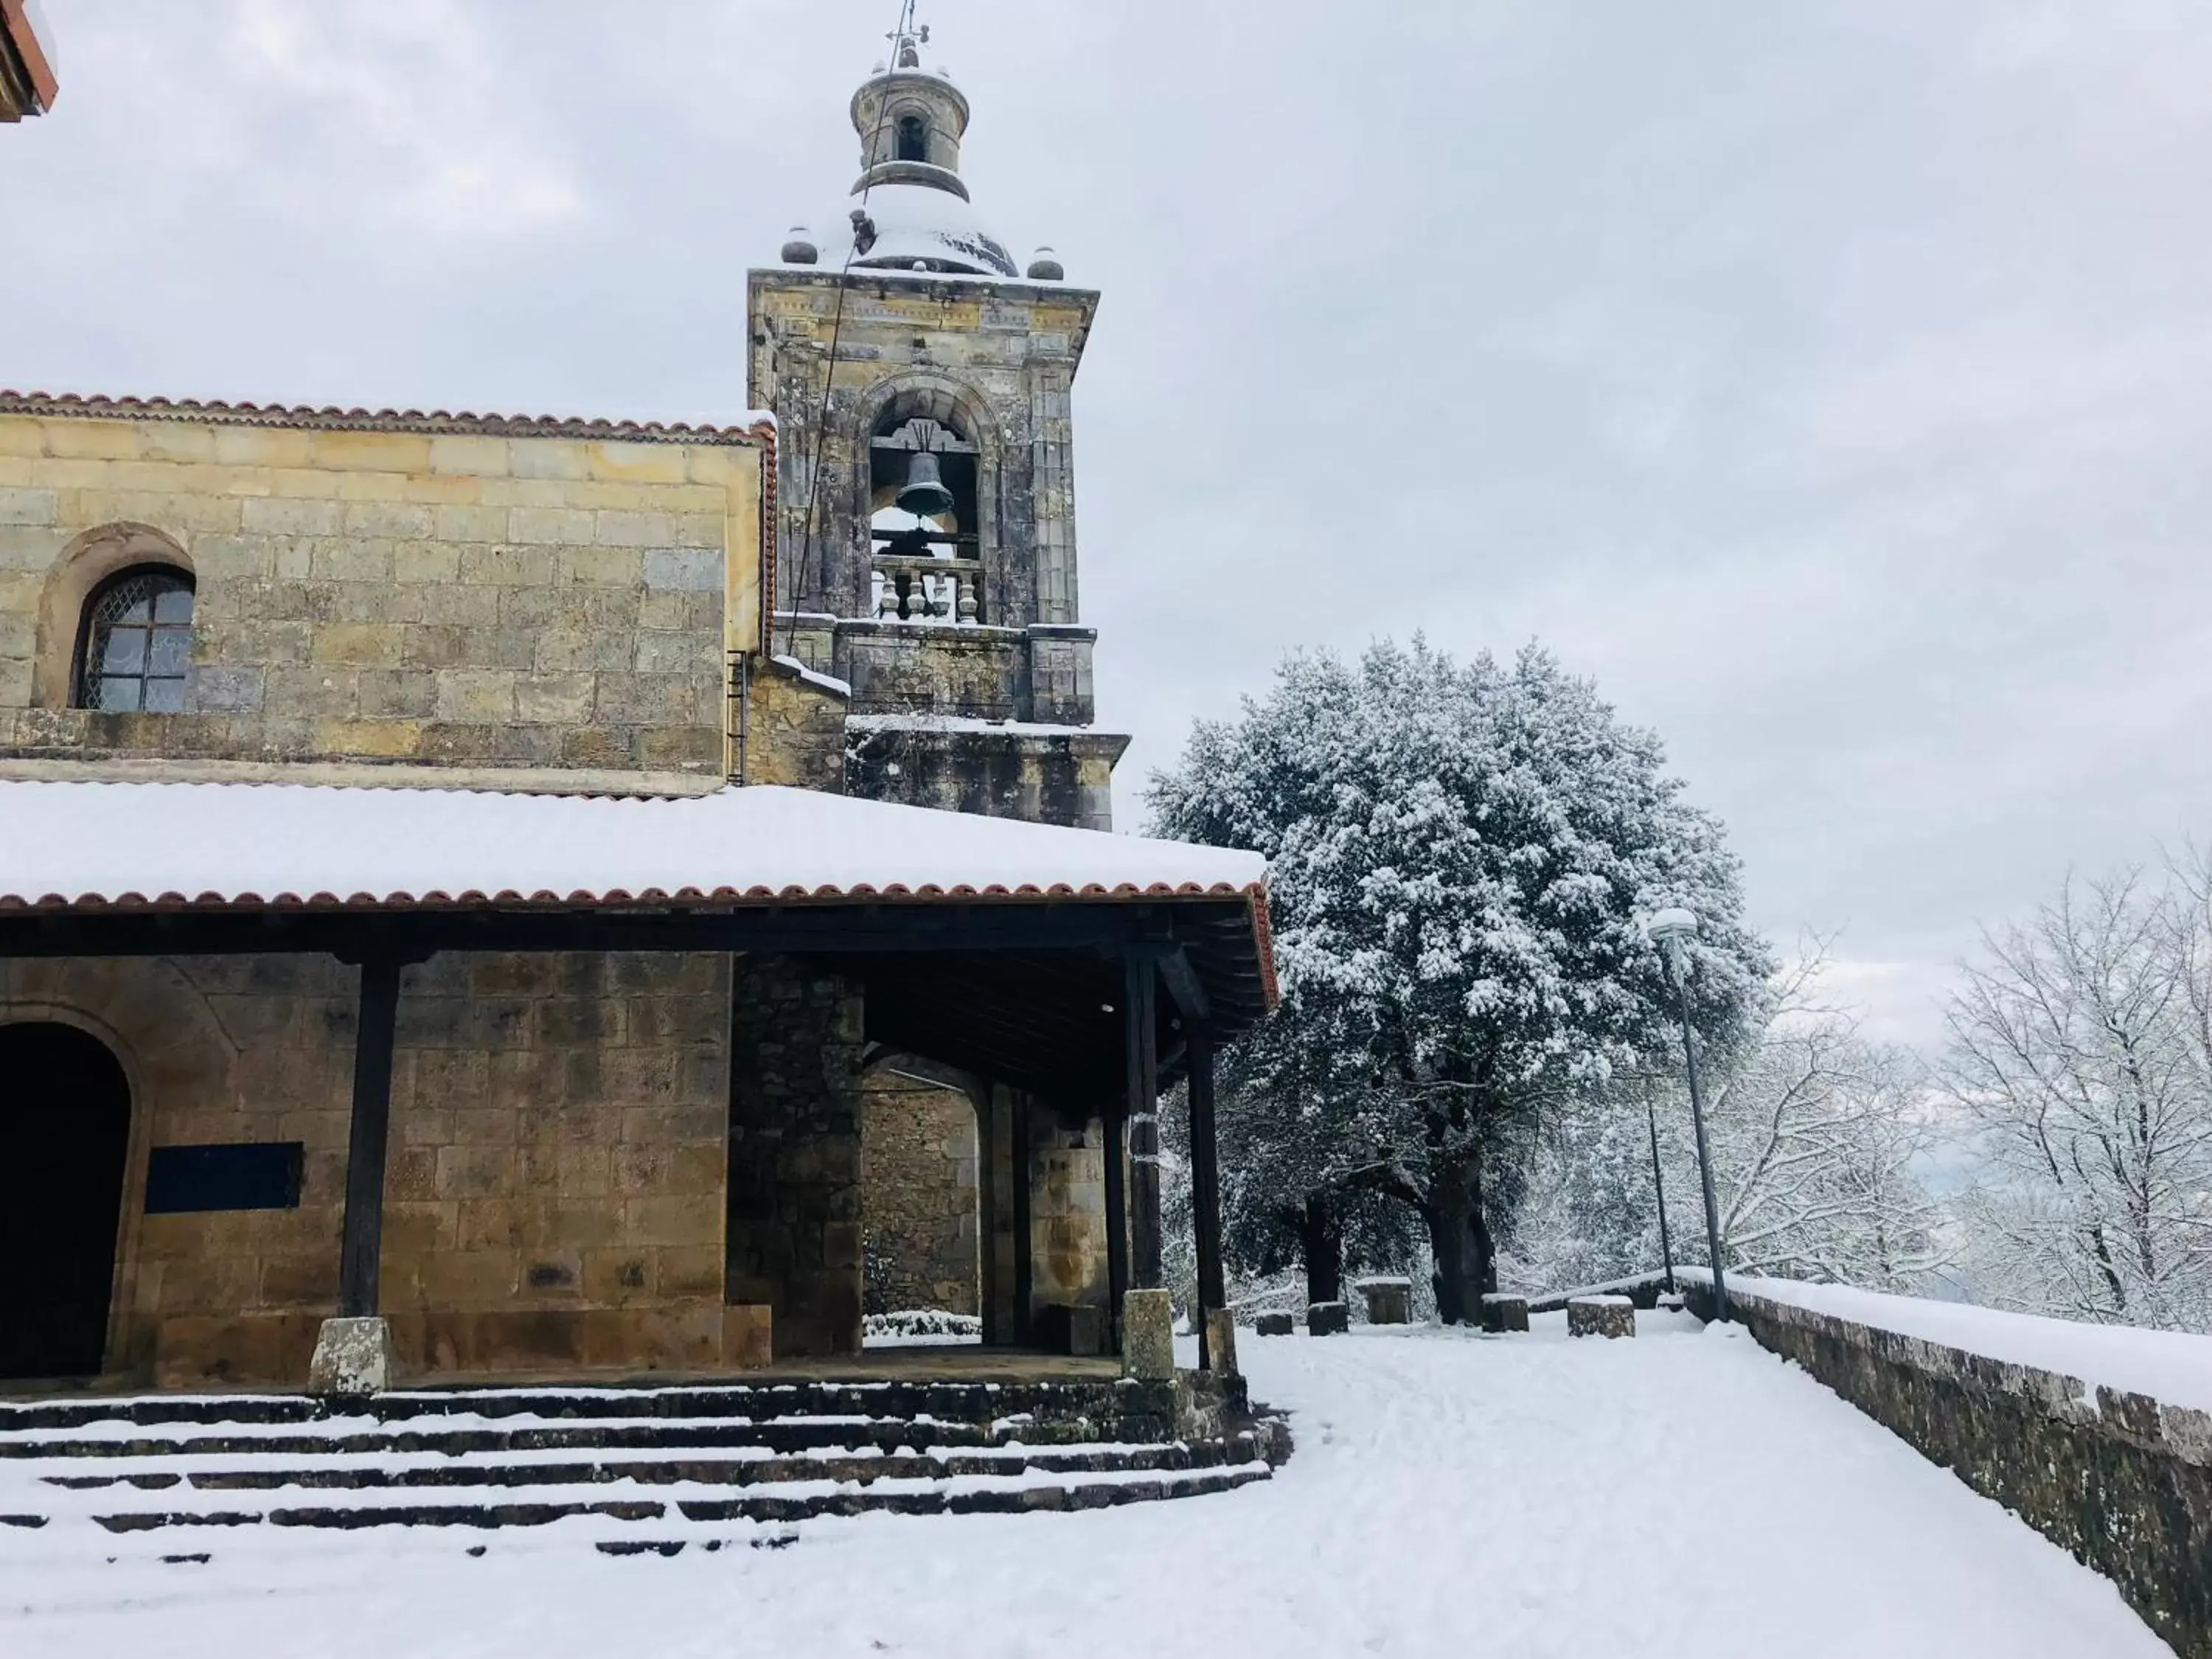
[782,0,920,658]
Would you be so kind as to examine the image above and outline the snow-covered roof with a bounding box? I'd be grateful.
[840,183,1018,278]
[0,780,1267,914]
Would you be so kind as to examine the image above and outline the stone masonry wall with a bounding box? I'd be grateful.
[726,956,867,1358]
[859,1071,978,1317]
[1030,1102,1109,1321]
[1689,1279,2212,1659]
[0,406,761,782]
[0,950,732,1388]
[845,720,1124,831]
[748,273,1095,632]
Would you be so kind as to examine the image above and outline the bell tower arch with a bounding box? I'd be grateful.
[746,24,1124,831]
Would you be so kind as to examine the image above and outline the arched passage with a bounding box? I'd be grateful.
[0,1023,133,1379]
[858,1058,981,1336]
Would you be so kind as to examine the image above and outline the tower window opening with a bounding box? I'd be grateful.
[869,413,983,624]
[896,114,929,163]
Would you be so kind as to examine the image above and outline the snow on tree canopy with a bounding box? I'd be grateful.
[1148,639,1772,1323]
[1151,640,1768,1086]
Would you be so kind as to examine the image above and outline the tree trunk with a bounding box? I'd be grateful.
[1426,1158,1496,1324]
[1298,1196,1344,1306]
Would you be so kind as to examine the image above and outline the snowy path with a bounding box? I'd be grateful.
[0,1313,2166,1658]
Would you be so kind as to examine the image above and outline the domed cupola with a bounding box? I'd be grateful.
[833,24,1018,278]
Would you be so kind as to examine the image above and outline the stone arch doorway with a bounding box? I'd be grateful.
[858,1059,981,1335]
[0,1023,133,1380]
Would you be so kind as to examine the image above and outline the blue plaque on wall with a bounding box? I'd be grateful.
[143,1143,304,1214]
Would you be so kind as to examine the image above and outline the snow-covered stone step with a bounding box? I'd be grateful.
[0,1378,1148,1435]
[64,1460,1273,1534]
[35,1439,1243,1495]
[0,1413,1040,1463]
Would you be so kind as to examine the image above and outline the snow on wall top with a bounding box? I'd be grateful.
[0,780,1267,912]
[1692,1269,2212,1416]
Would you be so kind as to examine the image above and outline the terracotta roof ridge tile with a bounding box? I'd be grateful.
[0,389,776,445]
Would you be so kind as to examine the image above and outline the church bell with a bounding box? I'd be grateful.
[895,451,957,519]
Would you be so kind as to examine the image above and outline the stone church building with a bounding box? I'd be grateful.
[0,32,1264,1394]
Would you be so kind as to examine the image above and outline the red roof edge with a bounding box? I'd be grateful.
[1,0,57,115]
[0,390,776,447]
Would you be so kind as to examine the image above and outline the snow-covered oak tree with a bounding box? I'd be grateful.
[1147,639,1768,1322]
[1945,861,2212,1331]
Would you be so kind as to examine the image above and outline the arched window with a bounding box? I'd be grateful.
[74,567,195,712]
[896,114,929,163]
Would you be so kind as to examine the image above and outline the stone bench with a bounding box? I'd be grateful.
[1567,1295,1635,1338]
[1253,1311,1295,1337]
[1479,1293,1529,1333]
[1355,1276,1412,1326]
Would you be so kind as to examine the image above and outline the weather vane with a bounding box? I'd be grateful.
[887,15,929,69]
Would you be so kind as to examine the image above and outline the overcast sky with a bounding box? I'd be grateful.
[6,1,2210,1046]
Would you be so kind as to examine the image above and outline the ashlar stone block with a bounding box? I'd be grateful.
[1567,1295,1635,1338]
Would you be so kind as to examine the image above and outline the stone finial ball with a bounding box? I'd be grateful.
[1026,246,1065,281]
[781,227,819,265]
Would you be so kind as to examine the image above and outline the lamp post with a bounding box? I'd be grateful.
[1643,1074,1675,1295]
[1649,907,1727,1322]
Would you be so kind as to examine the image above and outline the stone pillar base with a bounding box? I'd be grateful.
[722,1304,773,1369]
[307,1315,394,1396]
[1121,1288,1175,1380]
[1307,1300,1349,1336]
[1203,1308,1240,1377]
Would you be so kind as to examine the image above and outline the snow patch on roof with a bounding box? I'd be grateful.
[841,184,1018,277]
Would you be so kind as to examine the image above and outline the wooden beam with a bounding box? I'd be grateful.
[0,902,1164,961]
[335,954,405,1319]
[1012,1091,1034,1344]
[1102,1105,1128,1349]
[1189,1025,1225,1370]
[1124,954,1162,1291]
[975,1086,1001,1347]
[1157,945,1211,1025]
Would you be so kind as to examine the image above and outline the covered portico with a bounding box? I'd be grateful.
[0,781,1269,1393]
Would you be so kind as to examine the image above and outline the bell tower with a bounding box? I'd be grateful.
[746,24,1124,830]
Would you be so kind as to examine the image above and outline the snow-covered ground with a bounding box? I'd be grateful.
[0,1312,2165,1658]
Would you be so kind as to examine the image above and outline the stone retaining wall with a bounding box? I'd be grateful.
[1687,1279,2212,1658]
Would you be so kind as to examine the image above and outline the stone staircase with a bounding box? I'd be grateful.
[0,1376,1285,1554]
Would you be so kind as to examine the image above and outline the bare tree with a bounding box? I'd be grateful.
[1506,950,1950,1295]
[1944,866,2212,1331]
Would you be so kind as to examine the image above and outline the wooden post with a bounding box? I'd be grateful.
[975,1088,1001,1346]
[1124,953,1162,1291]
[336,954,403,1319]
[1189,1025,1225,1370]
[1011,1089,1034,1344]
[1102,1105,1128,1348]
